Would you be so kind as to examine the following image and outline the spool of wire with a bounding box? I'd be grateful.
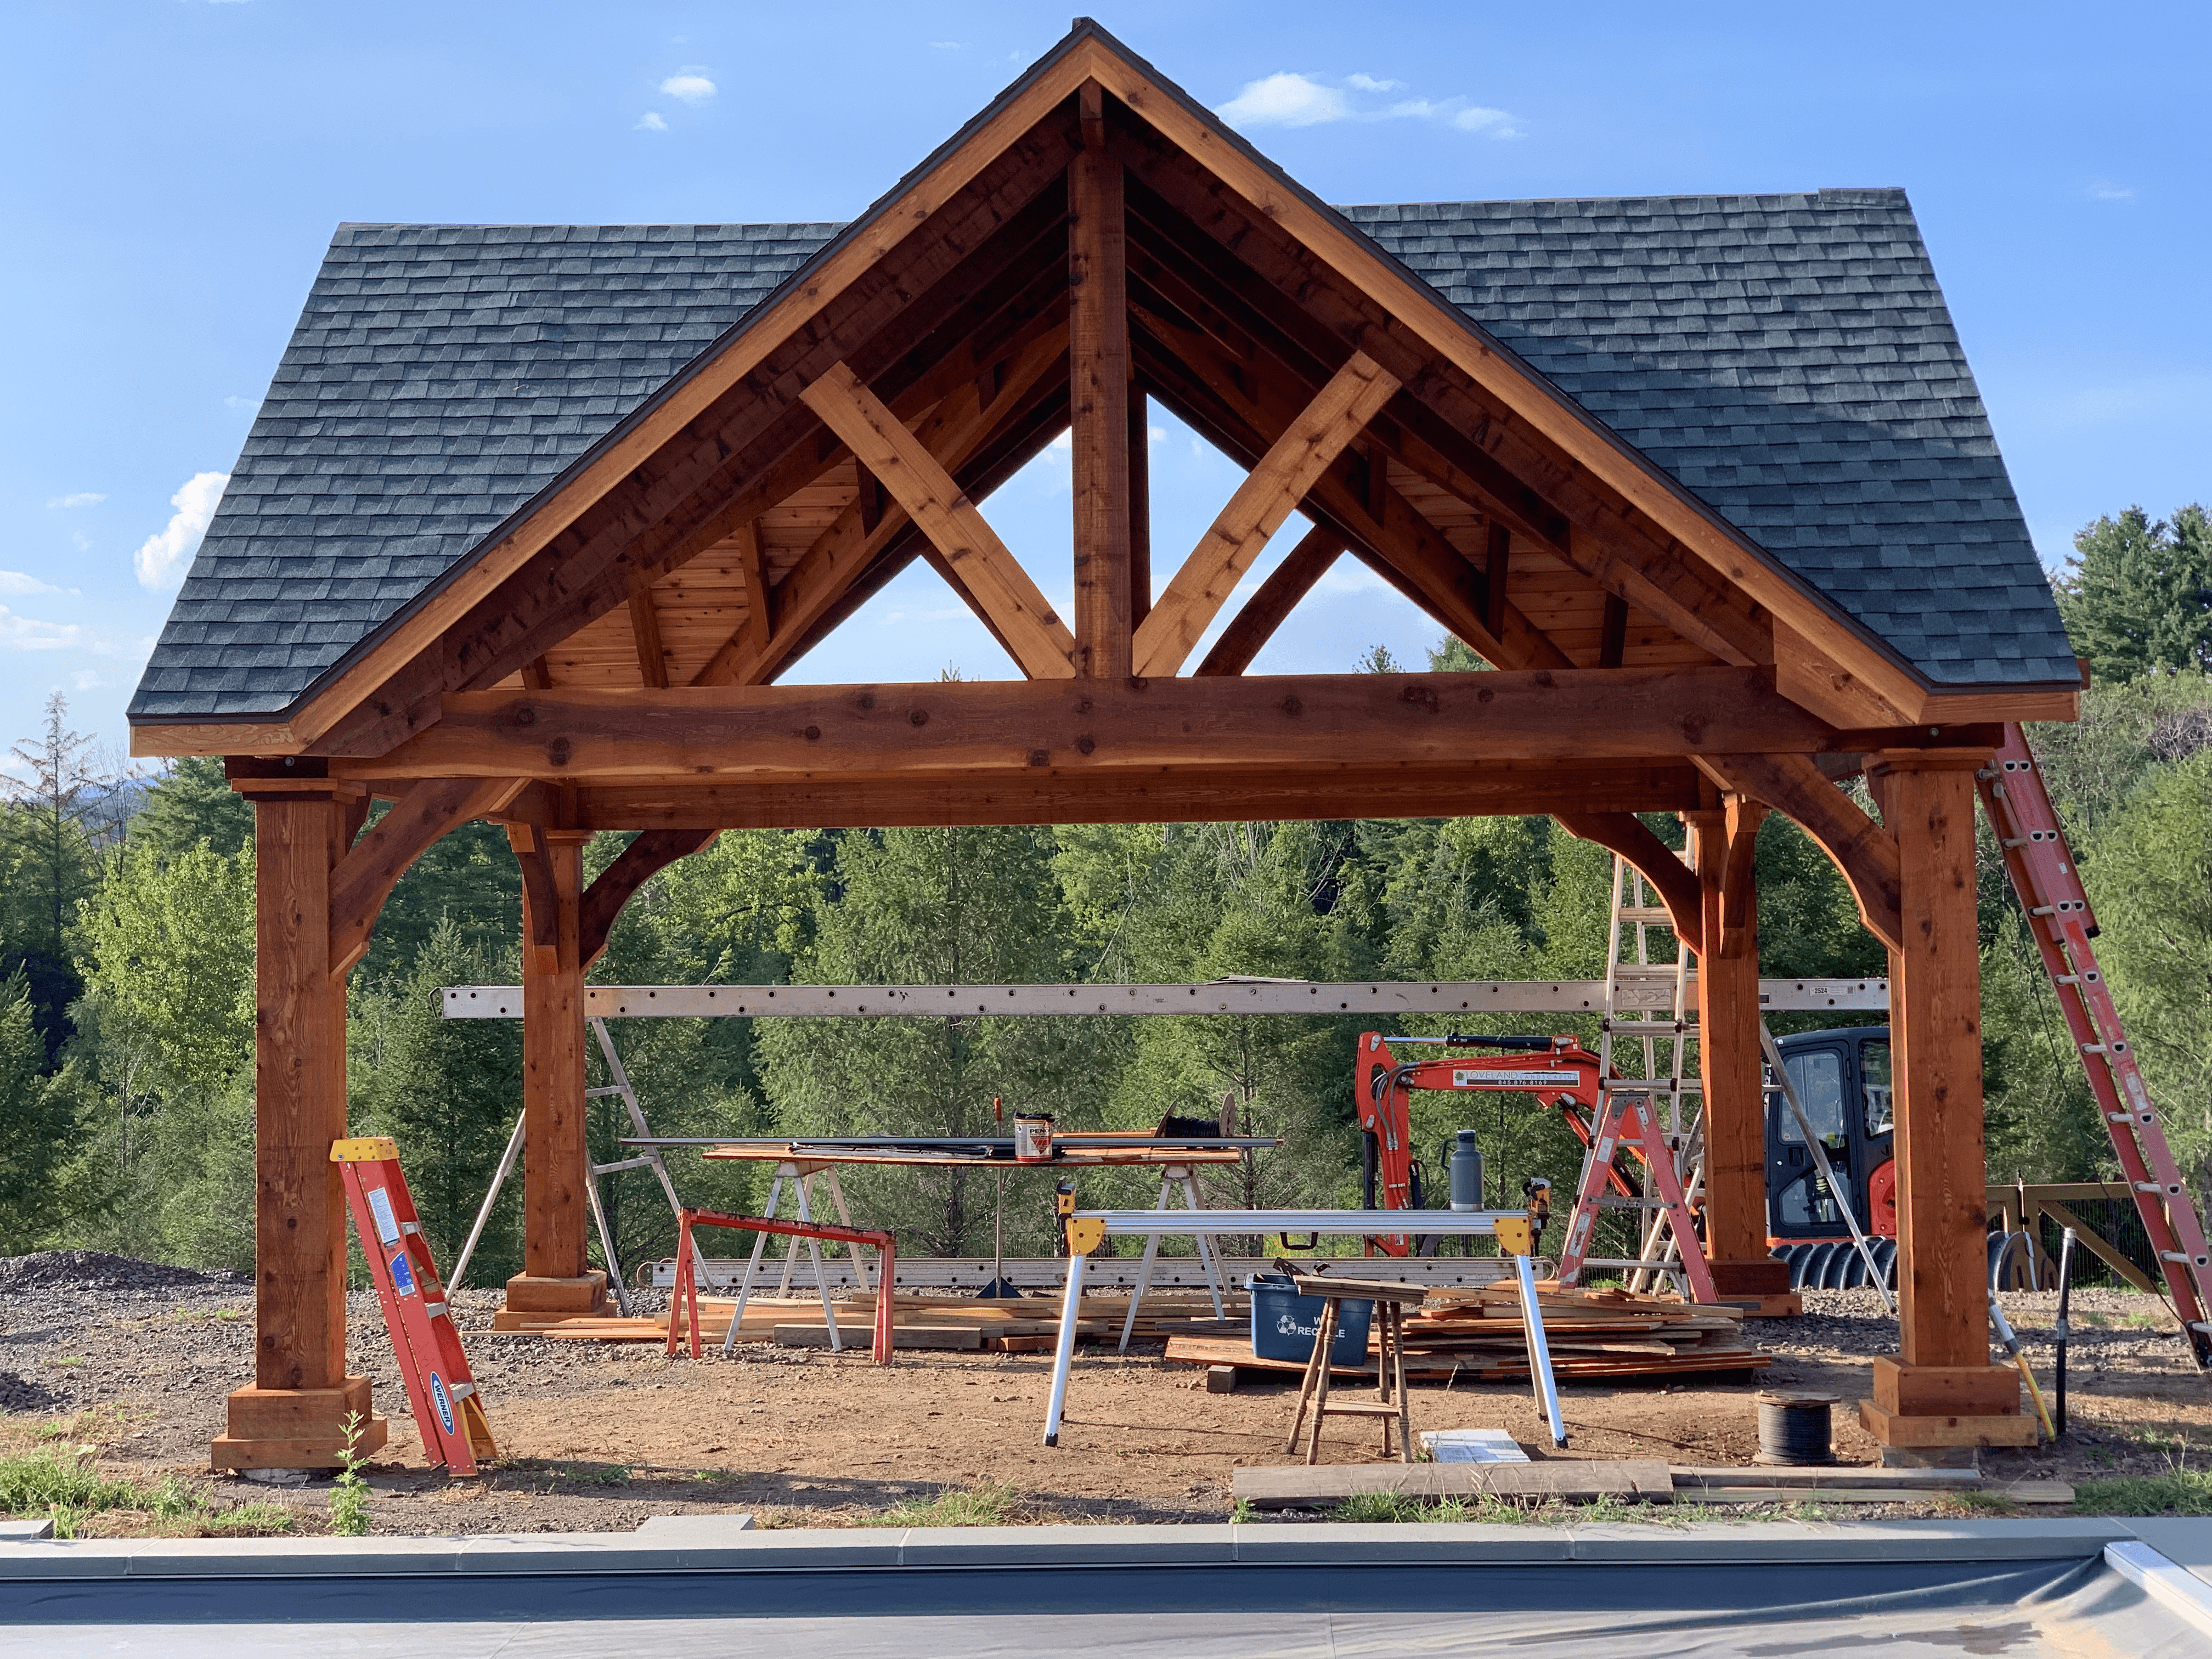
[1753,1391,1838,1466]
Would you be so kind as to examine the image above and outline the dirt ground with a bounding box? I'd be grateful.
[4,1252,2208,1535]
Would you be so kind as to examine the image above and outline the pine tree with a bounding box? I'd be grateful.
[2058,504,2212,683]
[0,972,79,1251]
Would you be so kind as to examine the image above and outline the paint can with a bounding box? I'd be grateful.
[1752,1391,1838,1465]
[1012,1113,1055,1163]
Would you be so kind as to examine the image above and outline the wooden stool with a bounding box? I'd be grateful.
[1279,1272,1430,1464]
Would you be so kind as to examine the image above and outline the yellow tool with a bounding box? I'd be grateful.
[1054,1180,1104,1256]
[1989,1294,2056,1440]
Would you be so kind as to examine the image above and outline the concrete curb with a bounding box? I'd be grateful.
[0,1516,2144,1579]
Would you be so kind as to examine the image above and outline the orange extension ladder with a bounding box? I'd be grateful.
[334,1136,499,1472]
[1980,725,2212,1369]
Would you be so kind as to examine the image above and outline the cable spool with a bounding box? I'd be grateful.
[1753,1391,1838,1466]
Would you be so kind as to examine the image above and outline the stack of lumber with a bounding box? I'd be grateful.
[520,1290,1246,1352]
[1400,1282,1769,1381]
[1163,1282,1766,1383]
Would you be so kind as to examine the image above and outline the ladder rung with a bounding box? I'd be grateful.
[2162,1252,2209,1266]
[1317,1402,1406,1417]
[1594,1197,1674,1209]
[1618,907,1675,923]
[2190,1323,2212,1336]
[448,1381,476,1399]
[1578,1259,1682,1271]
[585,1086,627,1097]
[2137,1182,2166,1194]
[424,1301,445,1317]
[1604,1021,1686,1034]
[400,1221,420,1235]
[594,1156,656,1175]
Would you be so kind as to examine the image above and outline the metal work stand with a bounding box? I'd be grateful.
[720,1158,870,1355]
[1116,1161,1226,1350]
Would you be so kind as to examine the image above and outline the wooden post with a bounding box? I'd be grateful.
[1690,802,1790,1306]
[1070,84,1132,679]
[212,783,386,1471]
[498,826,608,1327]
[1861,748,2029,1454]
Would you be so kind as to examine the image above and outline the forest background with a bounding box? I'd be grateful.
[0,504,2204,1284]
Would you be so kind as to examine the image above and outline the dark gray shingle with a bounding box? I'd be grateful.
[131,192,2072,720]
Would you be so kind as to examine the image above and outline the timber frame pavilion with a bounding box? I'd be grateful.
[129,22,2083,1470]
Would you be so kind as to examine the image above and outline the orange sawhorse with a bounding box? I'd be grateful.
[667,1209,898,1362]
[333,1136,498,1475]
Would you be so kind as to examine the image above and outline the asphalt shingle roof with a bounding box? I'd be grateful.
[130,191,2074,721]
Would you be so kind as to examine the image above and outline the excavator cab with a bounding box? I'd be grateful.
[1764,1026,1897,1281]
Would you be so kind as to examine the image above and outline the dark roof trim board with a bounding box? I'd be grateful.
[129,19,2075,730]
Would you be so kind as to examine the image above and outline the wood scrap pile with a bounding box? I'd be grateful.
[1162,1281,1766,1383]
[522,1289,1246,1352]
[1400,1282,1768,1381]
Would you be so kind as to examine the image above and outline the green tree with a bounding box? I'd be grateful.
[129,755,254,861]
[2058,504,2212,684]
[0,973,82,1251]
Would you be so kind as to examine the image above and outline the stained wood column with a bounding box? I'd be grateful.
[500,826,607,1323]
[1690,801,1788,1302]
[1861,749,2027,1453]
[1070,82,1132,678]
[213,782,386,1471]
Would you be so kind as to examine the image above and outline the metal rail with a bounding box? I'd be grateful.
[444,978,1888,1020]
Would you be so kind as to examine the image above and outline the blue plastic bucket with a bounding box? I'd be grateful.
[1248,1274,1373,1366]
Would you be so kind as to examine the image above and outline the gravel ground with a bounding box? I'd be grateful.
[3,1254,2207,1536]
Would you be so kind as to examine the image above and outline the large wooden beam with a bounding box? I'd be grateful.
[571,759,1708,832]
[328,776,523,976]
[1194,526,1340,676]
[1134,352,1399,676]
[214,783,387,1471]
[1552,811,1702,957]
[1863,747,2020,1443]
[354,670,1990,783]
[1697,752,1904,952]
[1689,798,1785,1298]
[802,360,1076,679]
[1069,87,1133,680]
[504,827,606,1321]
[578,828,718,969]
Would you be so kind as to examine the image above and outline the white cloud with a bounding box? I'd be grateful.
[659,73,715,102]
[46,492,103,509]
[1048,430,1073,450]
[72,670,99,690]
[0,572,75,597]
[1217,71,1521,139]
[0,608,83,651]
[1217,73,1352,129]
[223,394,260,413]
[2089,180,2135,201]
[929,40,963,49]
[1148,425,1167,444]
[635,111,668,131]
[133,471,228,590]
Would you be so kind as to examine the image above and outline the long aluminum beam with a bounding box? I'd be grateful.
[442,977,1888,1020]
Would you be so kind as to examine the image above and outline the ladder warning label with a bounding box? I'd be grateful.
[365,1186,402,1246]
[390,1254,416,1297]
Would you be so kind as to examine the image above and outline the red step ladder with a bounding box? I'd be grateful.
[1978,726,2212,1369]
[1553,1084,1719,1306]
[334,1136,499,1472]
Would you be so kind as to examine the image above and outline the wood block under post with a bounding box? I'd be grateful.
[1858,1398,2036,1449]
[1873,1357,2021,1417]
[1708,1259,1794,1298]
[213,1375,387,1470]
[501,1271,610,1317]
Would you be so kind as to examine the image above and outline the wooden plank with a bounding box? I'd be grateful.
[1128,391,1152,623]
[1668,1464,1982,1488]
[1233,1460,1673,1509]
[733,520,771,662]
[578,828,718,968]
[801,360,1076,679]
[1135,351,1400,676]
[1069,110,1133,680]
[358,668,1968,783]
[521,830,590,1283]
[1194,526,1341,676]
[775,1324,982,1351]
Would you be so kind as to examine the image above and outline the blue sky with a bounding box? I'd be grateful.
[4,2,2205,759]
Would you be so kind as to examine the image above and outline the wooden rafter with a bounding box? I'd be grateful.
[1135,351,1399,676]
[1195,525,1341,676]
[1554,812,1703,957]
[801,360,1076,679]
[1069,82,1133,679]
[627,589,669,689]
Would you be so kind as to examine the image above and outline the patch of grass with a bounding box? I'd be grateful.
[201,1503,294,1537]
[1230,1499,1257,1524]
[492,1458,634,1491]
[1931,1490,2026,1518]
[865,1481,1023,1528]
[692,1467,737,1486]
[0,1445,308,1540]
[1322,1490,1700,1527]
[44,1357,86,1369]
[2073,1470,2212,1517]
